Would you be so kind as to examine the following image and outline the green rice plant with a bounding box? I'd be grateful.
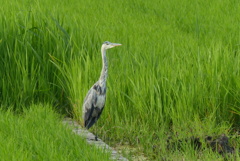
[1,0,240,160]
[0,104,111,161]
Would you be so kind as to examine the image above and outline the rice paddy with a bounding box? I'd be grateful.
[1,0,240,160]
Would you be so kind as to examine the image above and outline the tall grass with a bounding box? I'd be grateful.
[1,0,240,159]
[0,104,111,160]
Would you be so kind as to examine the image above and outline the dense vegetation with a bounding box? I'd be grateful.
[1,0,239,160]
[0,104,111,160]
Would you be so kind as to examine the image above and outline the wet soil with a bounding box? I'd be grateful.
[166,133,239,158]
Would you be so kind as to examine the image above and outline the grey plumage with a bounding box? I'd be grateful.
[82,41,122,129]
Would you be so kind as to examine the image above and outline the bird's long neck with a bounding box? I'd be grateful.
[99,46,108,86]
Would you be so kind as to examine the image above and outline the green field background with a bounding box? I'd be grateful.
[1,0,240,159]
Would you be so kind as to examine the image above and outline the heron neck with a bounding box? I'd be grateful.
[99,47,108,86]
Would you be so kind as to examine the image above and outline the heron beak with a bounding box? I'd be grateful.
[111,43,122,47]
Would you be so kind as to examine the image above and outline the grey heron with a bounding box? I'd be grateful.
[82,41,122,133]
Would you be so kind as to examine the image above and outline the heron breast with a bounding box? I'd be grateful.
[95,95,106,108]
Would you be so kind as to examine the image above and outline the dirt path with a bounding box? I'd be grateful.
[63,118,128,161]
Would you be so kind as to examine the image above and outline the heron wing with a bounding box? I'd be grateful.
[87,97,105,129]
[83,83,106,129]
[82,88,97,123]
[84,104,95,128]
[85,105,105,129]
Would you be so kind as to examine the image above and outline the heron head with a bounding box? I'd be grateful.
[102,41,122,49]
